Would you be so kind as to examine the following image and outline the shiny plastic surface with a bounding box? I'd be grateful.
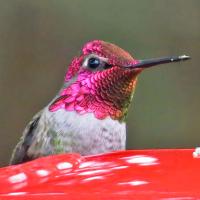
[0,149,199,199]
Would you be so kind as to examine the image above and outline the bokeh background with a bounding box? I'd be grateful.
[0,0,199,166]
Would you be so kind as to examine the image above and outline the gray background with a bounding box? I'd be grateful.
[0,0,199,166]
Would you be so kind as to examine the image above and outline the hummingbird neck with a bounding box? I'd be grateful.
[49,67,138,121]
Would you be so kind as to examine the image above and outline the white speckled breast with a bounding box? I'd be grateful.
[28,107,126,157]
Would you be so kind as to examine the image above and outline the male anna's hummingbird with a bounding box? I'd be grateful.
[10,40,190,165]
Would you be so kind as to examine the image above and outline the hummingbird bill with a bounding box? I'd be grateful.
[10,40,190,165]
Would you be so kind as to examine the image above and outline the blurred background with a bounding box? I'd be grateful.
[0,0,199,166]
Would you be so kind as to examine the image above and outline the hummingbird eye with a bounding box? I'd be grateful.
[88,57,101,69]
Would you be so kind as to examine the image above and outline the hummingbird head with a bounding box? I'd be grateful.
[49,40,190,121]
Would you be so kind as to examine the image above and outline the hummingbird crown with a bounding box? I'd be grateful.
[49,40,142,120]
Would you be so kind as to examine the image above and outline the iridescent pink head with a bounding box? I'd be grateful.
[49,40,190,120]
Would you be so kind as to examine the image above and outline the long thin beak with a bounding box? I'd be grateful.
[126,55,190,69]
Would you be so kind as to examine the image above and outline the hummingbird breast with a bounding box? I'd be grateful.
[28,108,126,157]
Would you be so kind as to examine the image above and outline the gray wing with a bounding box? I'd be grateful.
[9,111,42,165]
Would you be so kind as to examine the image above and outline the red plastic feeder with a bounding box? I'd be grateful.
[0,149,199,199]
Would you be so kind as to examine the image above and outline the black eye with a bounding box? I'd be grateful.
[88,57,101,69]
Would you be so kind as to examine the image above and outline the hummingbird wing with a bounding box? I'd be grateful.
[9,111,42,165]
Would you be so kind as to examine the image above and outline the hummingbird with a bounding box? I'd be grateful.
[10,40,190,165]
